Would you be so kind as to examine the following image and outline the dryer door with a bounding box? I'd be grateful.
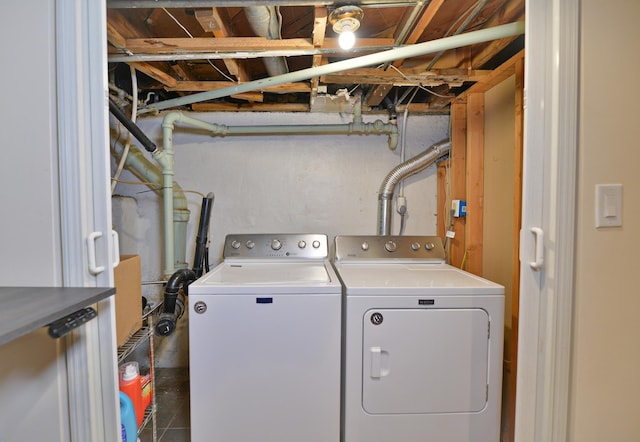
[362,308,490,414]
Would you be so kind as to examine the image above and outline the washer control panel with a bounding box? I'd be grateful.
[223,233,328,259]
[334,235,445,262]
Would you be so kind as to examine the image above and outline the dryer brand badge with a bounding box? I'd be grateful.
[193,301,207,314]
[370,312,384,325]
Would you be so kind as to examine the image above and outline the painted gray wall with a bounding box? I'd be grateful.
[112,111,449,367]
[0,2,70,441]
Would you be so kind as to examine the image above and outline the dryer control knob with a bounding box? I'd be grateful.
[312,240,321,249]
[425,242,435,251]
[361,241,369,251]
[231,240,241,249]
[246,240,255,249]
[385,241,397,252]
[271,239,283,250]
[298,240,307,249]
[411,242,421,251]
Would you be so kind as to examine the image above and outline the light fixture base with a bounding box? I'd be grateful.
[329,5,364,34]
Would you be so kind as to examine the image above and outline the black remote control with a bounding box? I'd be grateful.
[48,307,98,338]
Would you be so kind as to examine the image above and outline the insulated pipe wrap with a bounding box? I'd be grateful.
[377,139,451,235]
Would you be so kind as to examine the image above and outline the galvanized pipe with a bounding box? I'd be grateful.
[377,139,450,235]
[145,21,525,112]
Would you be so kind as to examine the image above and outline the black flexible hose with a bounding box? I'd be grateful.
[155,268,196,336]
[108,98,157,153]
[192,192,215,278]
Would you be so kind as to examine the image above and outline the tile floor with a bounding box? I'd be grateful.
[138,366,510,442]
[139,367,190,442]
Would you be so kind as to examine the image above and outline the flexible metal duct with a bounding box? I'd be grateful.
[377,139,450,235]
[245,6,289,76]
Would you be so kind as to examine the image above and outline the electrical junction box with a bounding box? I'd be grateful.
[452,200,467,217]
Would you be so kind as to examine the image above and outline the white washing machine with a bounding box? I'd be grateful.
[189,234,342,442]
[333,235,504,442]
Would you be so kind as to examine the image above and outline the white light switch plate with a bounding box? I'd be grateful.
[595,184,622,228]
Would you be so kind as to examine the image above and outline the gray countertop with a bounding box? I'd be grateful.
[0,286,115,346]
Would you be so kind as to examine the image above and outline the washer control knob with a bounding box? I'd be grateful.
[425,242,435,251]
[271,239,283,250]
[231,240,241,249]
[411,242,421,251]
[312,240,321,249]
[361,241,369,251]
[385,241,397,252]
[298,240,307,249]
[246,240,255,249]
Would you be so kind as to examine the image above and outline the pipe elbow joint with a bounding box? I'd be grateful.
[388,131,399,150]
[162,111,183,129]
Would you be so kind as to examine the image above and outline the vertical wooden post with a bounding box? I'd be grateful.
[504,56,525,442]
[449,99,467,267]
[436,159,449,242]
[466,93,484,275]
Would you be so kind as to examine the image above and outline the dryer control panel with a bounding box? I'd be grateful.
[223,233,328,259]
[334,235,445,262]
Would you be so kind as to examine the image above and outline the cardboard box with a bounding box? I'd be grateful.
[114,254,143,347]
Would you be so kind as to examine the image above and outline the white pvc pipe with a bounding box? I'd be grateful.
[146,21,524,111]
[155,109,398,275]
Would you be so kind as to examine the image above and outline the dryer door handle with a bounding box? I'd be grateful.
[369,347,390,378]
[370,347,382,378]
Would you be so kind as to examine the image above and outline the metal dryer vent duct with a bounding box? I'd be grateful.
[377,139,451,235]
[245,6,289,76]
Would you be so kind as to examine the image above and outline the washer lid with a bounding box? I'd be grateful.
[334,263,504,295]
[190,261,341,294]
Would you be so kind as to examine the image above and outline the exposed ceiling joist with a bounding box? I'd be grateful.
[107,0,425,9]
[107,0,525,114]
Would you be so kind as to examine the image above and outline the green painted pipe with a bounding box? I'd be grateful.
[113,143,191,275]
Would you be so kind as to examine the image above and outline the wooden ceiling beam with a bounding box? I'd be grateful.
[194,8,251,82]
[121,37,314,53]
[402,0,447,45]
[470,0,525,68]
[364,0,446,107]
[310,6,328,103]
[115,36,397,55]
[457,49,524,97]
[167,81,311,93]
[129,62,178,88]
[323,68,490,87]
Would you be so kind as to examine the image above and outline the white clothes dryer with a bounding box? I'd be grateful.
[333,235,504,442]
[188,234,342,442]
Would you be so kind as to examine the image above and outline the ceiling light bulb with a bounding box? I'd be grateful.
[339,28,356,50]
